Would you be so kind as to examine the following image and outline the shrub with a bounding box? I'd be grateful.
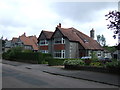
[63,60,85,66]
[84,59,92,65]
[105,60,120,68]
[48,58,65,66]
[90,62,102,67]
[91,52,98,62]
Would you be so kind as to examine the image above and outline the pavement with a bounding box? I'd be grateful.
[2,60,120,87]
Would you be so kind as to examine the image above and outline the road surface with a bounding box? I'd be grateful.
[2,62,118,88]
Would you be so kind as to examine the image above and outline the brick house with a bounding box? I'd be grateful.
[38,30,53,53]
[38,24,104,59]
[11,33,38,51]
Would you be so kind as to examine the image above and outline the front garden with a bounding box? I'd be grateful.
[63,59,120,74]
[2,47,120,74]
[2,47,65,65]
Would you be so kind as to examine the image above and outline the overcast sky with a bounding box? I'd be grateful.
[0,0,119,46]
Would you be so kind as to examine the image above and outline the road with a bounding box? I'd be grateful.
[2,61,118,88]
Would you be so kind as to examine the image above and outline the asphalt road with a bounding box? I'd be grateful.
[2,62,118,88]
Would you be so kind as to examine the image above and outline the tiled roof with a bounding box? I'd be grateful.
[19,33,38,50]
[38,30,54,42]
[29,36,38,50]
[43,30,54,39]
[11,37,18,43]
[57,27,104,50]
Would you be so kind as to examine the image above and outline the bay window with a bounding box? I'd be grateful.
[54,50,65,58]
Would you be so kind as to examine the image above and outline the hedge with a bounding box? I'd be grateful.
[47,58,65,66]
[2,51,52,64]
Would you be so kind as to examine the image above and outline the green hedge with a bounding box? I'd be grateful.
[63,60,85,66]
[2,48,52,64]
[47,58,65,66]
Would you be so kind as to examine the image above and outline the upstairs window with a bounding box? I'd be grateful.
[39,40,48,46]
[54,38,65,44]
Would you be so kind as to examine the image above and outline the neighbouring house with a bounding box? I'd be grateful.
[38,30,54,53]
[38,23,105,59]
[103,50,112,59]
[4,39,12,52]
[113,43,120,60]
[10,33,38,51]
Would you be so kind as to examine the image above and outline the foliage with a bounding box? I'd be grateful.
[105,10,120,39]
[105,60,120,68]
[91,51,98,62]
[22,49,33,53]
[2,47,52,64]
[103,46,116,53]
[97,34,106,46]
[63,60,85,66]
[48,58,65,66]
[90,62,102,67]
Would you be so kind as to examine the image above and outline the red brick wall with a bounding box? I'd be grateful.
[54,44,65,50]
[39,46,48,50]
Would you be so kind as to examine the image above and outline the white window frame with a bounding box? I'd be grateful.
[54,50,65,58]
[54,38,65,44]
[40,50,48,53]
[39,40,48,46]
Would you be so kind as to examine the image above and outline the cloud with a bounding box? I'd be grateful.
[0,0,118,46]
[50,2,118,22]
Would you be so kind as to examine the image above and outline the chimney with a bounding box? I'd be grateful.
[90,28,95,39]
[57,23,61,27]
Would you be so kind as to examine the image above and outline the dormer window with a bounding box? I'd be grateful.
[83,39,89,43]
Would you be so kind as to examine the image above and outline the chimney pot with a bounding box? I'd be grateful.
[57,23,61,27]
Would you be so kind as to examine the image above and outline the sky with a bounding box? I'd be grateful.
[0,0,119,46]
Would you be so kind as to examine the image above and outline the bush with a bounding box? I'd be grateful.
[63,60,85,66]
[105,60,120,68]
[48,58,65,66]
[90,62,102,67]
[2,47,53,64]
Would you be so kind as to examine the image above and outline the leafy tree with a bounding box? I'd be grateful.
[105,10,120,39]
[103,46,116,53]
[97,34,106,46]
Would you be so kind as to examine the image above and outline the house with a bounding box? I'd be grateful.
[38,30,54,53]
[38,23,104,59]
[4,39,12,52]
[113,43,120,60]
[11,37,19,47]
[10,33,38,51]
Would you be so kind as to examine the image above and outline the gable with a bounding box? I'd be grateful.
[53,29,63,38]
[56,27,104,50]
[39,32,46,40]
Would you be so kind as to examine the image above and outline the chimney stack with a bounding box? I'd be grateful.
[90,28,95,39]
[57,23,61,27]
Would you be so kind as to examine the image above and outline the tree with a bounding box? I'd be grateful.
[97,34,106,46]
[105,10,120,39]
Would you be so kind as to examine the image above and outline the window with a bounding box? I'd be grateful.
[83,39,88,43]
[54,38,65,44]
[98,51,101,56]
[40,50,48,53]
[39,40,48,46]
[54,50,65,58]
